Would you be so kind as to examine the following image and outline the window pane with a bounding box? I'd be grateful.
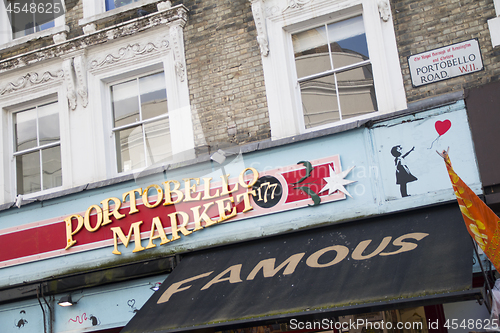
[16,151,41,195]
[42,146,62,190]
[14,108,37,152]
[38,20,55,32]
[337,64,378,120]
[105,0,115,11]
[112,79,140,128]
[12,20,35,39]
[139,72,168,120]
[328,16,369,68]
[110,0,139,10]
[38,102,60,145]
[293,25,332,78]
[116,125,145,172]
[299,74,339,129]
[144,118,171,165]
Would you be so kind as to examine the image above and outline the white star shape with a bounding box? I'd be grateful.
[319,164,356,198]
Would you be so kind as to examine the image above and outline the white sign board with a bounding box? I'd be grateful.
[408,39,483,87]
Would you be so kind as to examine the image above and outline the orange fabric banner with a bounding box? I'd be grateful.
[441,151,500,271]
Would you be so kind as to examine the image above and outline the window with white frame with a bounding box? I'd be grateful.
[0,0,65,45]
[111,71,172,173]
[255,0,406,139]
[13,101,62,195]
[292,15,377,128]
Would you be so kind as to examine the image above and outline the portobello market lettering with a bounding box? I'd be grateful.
[0,155,349,268]
[64,167,259,255]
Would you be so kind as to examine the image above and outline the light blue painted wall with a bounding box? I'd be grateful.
[0,101,481,298]
[0,274,168,333]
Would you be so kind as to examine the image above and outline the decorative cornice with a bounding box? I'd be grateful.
[0,4,188,75]
[283,0,313,12]
[0,71,64,96]
[88,40,169,70]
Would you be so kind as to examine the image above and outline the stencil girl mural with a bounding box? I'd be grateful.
[391,145,417,197]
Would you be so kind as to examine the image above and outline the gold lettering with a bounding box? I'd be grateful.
[169,211,193,241]
[84,204,103,232]
[64,214,84,250]
[183,178,201,202]
[146,217,171,249]
[379,232,429,256]
[191,202,216,231]
[216,196,237,223]
[202,177,220,200]
[100,197,125,227]
[239,167,259,188]
[142,184,164,208]
[246,253,305,280]
[157,272,213,304]
[201,264,243,290]
[220,174,238,196]
[163,180,184,205]
[306,245,349,268]
[351,237,392,260]
[236,190,256,213]
[122,188,143,214]
[111,221,145,255]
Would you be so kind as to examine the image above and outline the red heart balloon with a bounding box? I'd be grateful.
[435,120,451,136]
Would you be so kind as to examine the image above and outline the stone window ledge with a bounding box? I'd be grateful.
[0,5,186,74]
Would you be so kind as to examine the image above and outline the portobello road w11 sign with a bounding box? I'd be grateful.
[408,39,483,87]
[0,155,355,267]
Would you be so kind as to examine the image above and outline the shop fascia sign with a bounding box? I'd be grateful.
[65,155,355,255]
[408,39,483,87]
[0,155,356,267]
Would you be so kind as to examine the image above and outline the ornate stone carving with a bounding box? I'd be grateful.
[0,71,64,96]
[0,5,189,74]
[249,0,269,56]
[283,0,313,12]
[169,23,186,81]
[62,58,78,110]
[74,55,89,108]
[378,0,391,22]
[88,40,169,70]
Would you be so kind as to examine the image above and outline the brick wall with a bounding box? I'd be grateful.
[181,0,269,152]
[391,0,500,103]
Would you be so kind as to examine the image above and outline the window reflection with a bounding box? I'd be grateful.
[14,102,61,195]
[293,15,377,129]
[111,72,170,173]
[105,0,141,11]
